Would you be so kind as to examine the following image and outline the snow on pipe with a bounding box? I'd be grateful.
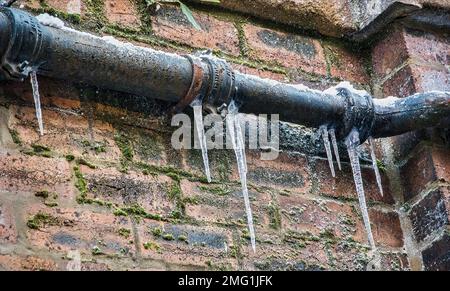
[0,8,449,144]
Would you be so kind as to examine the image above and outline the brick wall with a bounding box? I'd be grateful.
[0,0,447,271]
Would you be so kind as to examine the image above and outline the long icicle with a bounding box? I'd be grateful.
[345,129,376,250]
[320,125,335,177]
[368,137,384,197]
[329,128,342,171]
[227,101,256,253]
[191,100,212,183]
[30,71,44,136]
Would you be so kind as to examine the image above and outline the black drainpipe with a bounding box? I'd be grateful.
[0,8,449,143]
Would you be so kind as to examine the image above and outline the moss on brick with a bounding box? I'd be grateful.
[143,241,161,251]
[267,202,282,230]
[26,212,59,230]
[8,129,22,145]
[118,228,131,238]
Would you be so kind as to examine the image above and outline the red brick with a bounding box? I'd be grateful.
[45,0,83,15]
[0,202,17,243]
[26,206,135,257]
[400,146,450,201]
[372,26,409,80]
[80,165,176,217]
[137,221,237,269]
[243,24,327,76]
[369,209,404,248]
[312,158,395,205]
[182,179,271,228]
[409,186,450,242]
[231,151,311,194]
[105,0,141,28]
[0,254,58,271]
[324,43,370,84]
[381,65,416,98]
[403,28,450,67]
[0,153,72,194]
[152,5,240,56]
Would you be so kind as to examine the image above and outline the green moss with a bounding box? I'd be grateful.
[26,212,59,230]
[91,246,104,256]
[76,157,97,169]
[74,166,88,203]
[162,233,175,241]
[376,159,387,174]
[198,184,232,196]
[113,203,162,221]
[8,129,22,145]
[151,227,163,237]
[84,0,107,30]
[267,202,281,230]
[177,234,188,243]
[35,190,50,199]
[65,154,75,162]
[31,3,82,25]
[143,241,161,251]
[114,132,134,161]
[118,228,131,238]
[234,20,250,58]
[319,228,337,245]
[44,200,59,207]
[24,144,53,158]
[81,140,107,154]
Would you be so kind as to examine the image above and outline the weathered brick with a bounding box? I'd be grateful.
[312,158,395,205]
[409,187,450,243]
[26,206,135,258]
[0,254,58,271]
[80,165,176,217]
[400,146,450,201]
[0,153,72,194]
[422,233,450,271]
[324,43,369,84]
[243,24,327,76]
[152,5,240,56]
[0,202,17,243]
[137,221,237,270]
[105,0,141,28]
[231,151,311,194]
[45,0,83,15]
[381,65,416,98]
[182,179,271,228]
[369,209,404,248]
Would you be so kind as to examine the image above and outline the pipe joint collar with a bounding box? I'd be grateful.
[338,88,375,143]
[0,8,51,81]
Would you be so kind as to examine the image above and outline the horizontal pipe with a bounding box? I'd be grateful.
[0,8,449,143]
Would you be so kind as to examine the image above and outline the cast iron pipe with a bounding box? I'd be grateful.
[0,8,449,142]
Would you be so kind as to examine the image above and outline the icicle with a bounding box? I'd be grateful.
[328,128,342,171]
[227,101,256,253]
[368,137,384,197]
[345,129,376,250]
[30,71,44,136]
[191,100,211,183]
[320,125,335,177]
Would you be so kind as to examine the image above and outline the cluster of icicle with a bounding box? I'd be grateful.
[191,99,256,253]
[32,12,383,253]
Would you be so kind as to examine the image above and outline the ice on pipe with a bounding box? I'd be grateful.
[30,72,44,136]
[345,129,376,250]
[227,101,256,253]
